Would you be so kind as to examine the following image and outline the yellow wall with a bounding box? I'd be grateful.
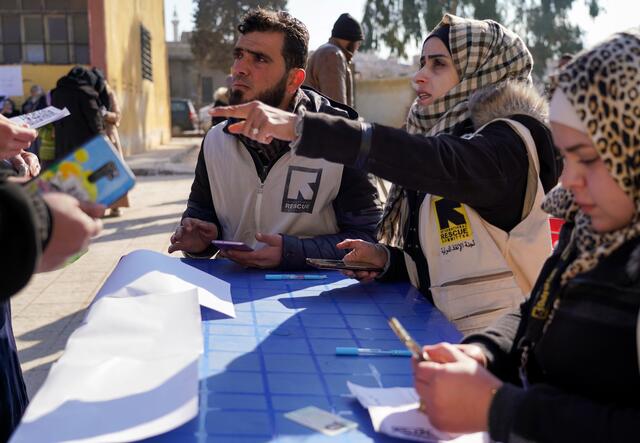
[103,0,170,154]
[5,64,76,107]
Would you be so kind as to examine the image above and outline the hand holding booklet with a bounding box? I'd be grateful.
[25,135,135,206]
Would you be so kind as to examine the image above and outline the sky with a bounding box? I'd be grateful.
[164,0,637,58]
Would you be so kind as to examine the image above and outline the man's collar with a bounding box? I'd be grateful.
[328,37,354,61]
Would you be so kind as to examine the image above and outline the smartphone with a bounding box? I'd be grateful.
[305,258,383,272]
[25,135,135,206]
[388,317,429,361]
[211,240,254,252]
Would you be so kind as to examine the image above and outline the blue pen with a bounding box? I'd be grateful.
[335,347,413,357]
[265,274,328,280]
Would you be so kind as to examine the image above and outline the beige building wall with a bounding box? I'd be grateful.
[355,77,415,128]
[102,0,170,154]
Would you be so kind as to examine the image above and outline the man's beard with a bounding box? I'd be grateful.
[229,74,288,108]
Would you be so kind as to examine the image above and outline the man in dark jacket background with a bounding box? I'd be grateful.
[168,9,381,270]
[304,13,363,108]
[51,66,104,161]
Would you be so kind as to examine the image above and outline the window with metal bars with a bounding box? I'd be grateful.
[140,24,152,81]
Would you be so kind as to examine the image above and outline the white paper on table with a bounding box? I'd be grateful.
[0,66,23,96]
[11,288,203,443]
[347,382,489,443]
[95,249,235,317]
[9,105,70,129]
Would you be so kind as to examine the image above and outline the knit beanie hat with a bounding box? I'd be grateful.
[331,13,363,41]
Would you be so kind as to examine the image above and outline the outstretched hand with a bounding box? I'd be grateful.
[209,101,298,144]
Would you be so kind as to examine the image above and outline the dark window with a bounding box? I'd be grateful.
[171,101,187,112]
[46,16,67,42]
[2,44,20,63]
[74,43,88,63]
[0,7,87,64]
[72,14,87,43]
[21,0,43,10]
[0,0,20,9]
[23,15,43,42]
[44,0,85,10]
[1,15,21,42]
[140,24,152,81]
[48,43,67,63]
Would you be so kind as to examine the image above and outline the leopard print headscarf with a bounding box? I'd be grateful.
[542,29,640,285]
[379,13,533,246]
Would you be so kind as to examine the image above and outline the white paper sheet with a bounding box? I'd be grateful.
[0,66,23,96]
[347,382,488,443]
[11,288,203,443]
[9,105,70,129]
[95,249,235,317]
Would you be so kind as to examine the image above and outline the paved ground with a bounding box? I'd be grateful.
[11,137,201,398]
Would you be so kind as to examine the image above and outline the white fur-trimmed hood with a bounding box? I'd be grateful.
[468,81,548,129]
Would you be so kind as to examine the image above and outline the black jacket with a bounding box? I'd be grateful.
[464,224,640,443]
[183,87,382,269]
[295,82,561,298]
[51,71,104,160]
[0,173,52,442]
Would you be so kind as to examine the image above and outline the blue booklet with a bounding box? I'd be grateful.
[26,135,135,206]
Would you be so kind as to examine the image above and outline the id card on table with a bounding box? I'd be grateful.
[284,406,358,436]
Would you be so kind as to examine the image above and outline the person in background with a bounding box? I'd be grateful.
[0,114,105,442]
[210,86,230,128]
[304,13,363,107]
[51,66,104,161]
[412,29,640,442]
[92,69,130,217]
[210,14,561,333]
[20,84,48,157]
[1,98,19,118]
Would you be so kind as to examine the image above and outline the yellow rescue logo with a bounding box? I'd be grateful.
[432,197,473,246]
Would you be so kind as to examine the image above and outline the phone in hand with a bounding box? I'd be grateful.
[211,240,254,252]
[388,317,429,361]
[305,258,383,272]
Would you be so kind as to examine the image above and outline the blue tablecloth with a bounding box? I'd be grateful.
[142,259,461,442]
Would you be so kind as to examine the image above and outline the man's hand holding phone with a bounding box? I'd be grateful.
[336,239,388,282]
[168,217,219,254]
[221,233,283,269]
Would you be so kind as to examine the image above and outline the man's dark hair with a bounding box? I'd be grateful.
[237,9,309,71]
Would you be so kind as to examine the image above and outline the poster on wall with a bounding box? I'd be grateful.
[0,66,24,97]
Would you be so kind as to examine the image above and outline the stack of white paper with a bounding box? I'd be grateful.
[347,382,489,443]
[94,249,235,317]
[11,249,235,442]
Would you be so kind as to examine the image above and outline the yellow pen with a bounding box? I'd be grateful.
[388,317,430,362]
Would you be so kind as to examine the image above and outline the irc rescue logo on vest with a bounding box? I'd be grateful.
[281,166,322,213]
[432,197,474,246]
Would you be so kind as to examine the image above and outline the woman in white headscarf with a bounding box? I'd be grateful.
[211,14,562,334]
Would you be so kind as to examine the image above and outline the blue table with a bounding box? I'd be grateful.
[143,259,461,442]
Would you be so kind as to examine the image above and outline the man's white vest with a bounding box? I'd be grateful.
[406,119,551,334]
[202,125,344,249]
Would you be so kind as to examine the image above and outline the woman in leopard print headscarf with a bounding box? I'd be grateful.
[411,30,640,442]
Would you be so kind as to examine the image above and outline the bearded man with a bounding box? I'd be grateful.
[169,8,381,270]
